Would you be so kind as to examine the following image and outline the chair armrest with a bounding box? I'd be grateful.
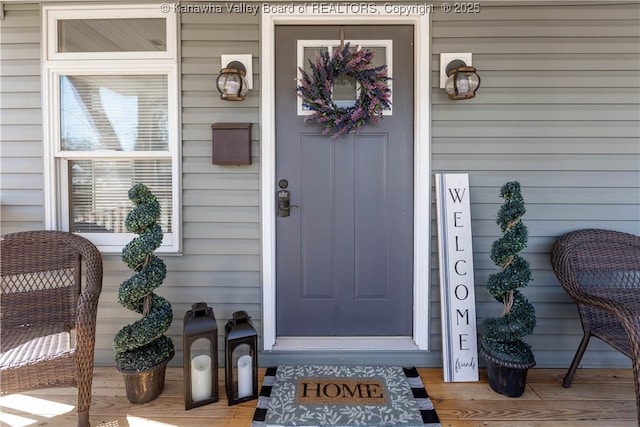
[71,234,103,356]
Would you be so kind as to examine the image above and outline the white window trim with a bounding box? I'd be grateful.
[43,3,176,62]
[42,4,181,253]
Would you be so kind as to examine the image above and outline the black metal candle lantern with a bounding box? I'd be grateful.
[183,302,218,410]
[224,310,258,405]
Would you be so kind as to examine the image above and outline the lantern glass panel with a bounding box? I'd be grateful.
[467,72,480,92]
[190,337,214,402]
[444,71,480,97]
[444,73,464,96]
[231,343,254,400]
[191,337,211,357]
[217,72,249,98]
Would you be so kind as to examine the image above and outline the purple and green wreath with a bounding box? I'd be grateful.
[296,43,391,138]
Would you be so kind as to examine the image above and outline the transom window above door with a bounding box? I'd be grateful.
[44,4,176,61]
[296,40,393,116]
[58,18,167,53]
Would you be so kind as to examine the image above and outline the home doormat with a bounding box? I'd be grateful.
[251,365,441,427]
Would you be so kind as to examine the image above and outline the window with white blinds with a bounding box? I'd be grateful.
[43,4,180,253]
[70,159,172,234]
[60,75,168,152]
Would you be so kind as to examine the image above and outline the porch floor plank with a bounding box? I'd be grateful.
[0,367,636,426]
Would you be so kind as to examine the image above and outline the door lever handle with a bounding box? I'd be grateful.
[279,202,299,211]
[277,189,298,217]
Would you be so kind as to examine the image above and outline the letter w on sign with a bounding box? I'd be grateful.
[435,174,479,382]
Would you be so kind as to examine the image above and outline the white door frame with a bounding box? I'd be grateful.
[260,9,431,351]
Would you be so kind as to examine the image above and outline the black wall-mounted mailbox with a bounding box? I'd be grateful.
[211,123,252,165]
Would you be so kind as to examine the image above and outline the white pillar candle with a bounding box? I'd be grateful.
[237,354,253,398]
[191,354,212,402]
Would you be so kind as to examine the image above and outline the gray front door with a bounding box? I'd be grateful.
[275,25,414,337]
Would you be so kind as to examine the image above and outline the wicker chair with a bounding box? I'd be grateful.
[1,230,103,427]
[551,229,640,425]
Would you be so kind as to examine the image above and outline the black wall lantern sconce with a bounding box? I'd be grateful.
[440,53,481,100]
[224,310,258,405]
[183,302,218,410]
[217,54,252,101]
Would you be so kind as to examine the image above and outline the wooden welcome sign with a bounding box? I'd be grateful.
[435,174,479,382]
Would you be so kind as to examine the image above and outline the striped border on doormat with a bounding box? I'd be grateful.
[252,366,441,427]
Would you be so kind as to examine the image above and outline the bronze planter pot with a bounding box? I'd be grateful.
[119,353,174,404]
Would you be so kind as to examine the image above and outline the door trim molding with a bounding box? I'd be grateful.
[261,10,431,351]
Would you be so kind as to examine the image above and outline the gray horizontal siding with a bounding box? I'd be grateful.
[1,2,638,370]
[95,9,262,366]
[435,4,637,21]
[0,5,263,367]
[0,3,44,235]
[432,1,640,368]
[433,121,639,137]
[152,9,262,367]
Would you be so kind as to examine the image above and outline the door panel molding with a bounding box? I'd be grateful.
[261,10,431,351]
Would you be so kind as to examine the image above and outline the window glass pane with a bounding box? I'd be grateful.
[302,46,329,75]
[301,46,330,112]
[331,45,358,108]
[58,18,166,52]
[361,46,390,111]
[332,74,357,108]
[362,46,386,69]
[60,75,168,151]
[70,159,172,234]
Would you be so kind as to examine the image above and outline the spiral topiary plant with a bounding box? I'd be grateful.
[480,181,536,366]
[114,183,174,373]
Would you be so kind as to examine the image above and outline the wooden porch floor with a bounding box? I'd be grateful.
[0,367,636,426]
